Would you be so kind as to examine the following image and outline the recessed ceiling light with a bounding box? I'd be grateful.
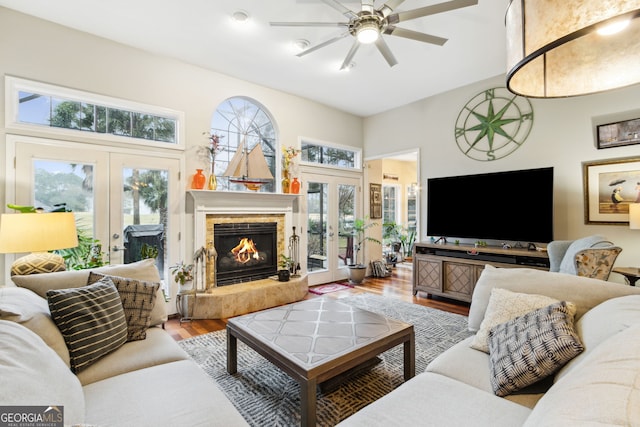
[292,39,310,53]
[341,61,356,71]
[232,10,249,23]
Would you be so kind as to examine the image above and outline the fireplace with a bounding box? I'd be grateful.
[214,222,278,286]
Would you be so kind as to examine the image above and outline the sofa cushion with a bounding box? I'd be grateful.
[83,360,249,427]
[470,287,566,353]
[558,234,608,275]
[87,272,159,341]
[76,326,189,386]
[0,286,70,366]
[0,320,85,426]
[468,265,640,332]
[488,302,583,397]
[335,372,532,427]
[426,337,547,409]
[12,258,168,326]
[555,294,640,382]
[47,279,128,373]
[524,324,640,427]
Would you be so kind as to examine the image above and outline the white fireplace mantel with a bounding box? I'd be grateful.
[188,190,301,253]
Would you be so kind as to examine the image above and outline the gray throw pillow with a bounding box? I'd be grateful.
[87,272,159,341]
[488,301,584,397]
[47,279,128,373]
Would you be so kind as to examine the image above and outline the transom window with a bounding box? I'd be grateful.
[301,140,360,170]
[6,76,184,149]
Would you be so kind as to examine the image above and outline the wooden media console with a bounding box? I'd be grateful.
[413,243,550,303]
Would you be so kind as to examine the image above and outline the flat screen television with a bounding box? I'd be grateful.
[426,167,554,244]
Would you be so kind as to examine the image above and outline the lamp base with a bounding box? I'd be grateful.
[11,252,67,276]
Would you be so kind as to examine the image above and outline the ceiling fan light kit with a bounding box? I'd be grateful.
[271,0,478,69]
[506,1,640,98]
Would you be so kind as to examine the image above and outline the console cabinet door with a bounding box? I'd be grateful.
[443,262,475,302]
[413,255,442,294]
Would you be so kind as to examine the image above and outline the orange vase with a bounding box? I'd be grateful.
[192,169,206,189]
[291,177,301,194]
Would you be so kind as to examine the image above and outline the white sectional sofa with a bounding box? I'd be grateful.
[338,265,640,426]
[0,259,248,427]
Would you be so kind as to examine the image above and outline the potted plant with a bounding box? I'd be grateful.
[383,222,416,262]
[348,217,381,284]
[170,262,194,293]
[278,254,293,282]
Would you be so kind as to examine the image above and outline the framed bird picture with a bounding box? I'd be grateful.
[582,156,640,224]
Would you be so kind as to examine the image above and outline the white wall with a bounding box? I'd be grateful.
[0,7,363,276]
[364,75,640,281]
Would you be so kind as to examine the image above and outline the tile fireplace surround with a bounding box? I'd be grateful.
[186,191,308,319]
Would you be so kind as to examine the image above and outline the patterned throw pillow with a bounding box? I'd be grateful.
[47,279,128,373]
[87,272,159,341]
[470,288,568,353]
[488,301,584,397]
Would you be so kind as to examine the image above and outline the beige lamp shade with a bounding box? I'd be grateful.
[0,212,78,275]
[629,203,640,229]
[506,1,640,98]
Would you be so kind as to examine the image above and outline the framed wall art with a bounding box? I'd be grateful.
[369,183,382,219]
[596,117,640,149]
[582,156,640,224]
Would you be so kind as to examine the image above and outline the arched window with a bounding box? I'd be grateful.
[210,97,277,192]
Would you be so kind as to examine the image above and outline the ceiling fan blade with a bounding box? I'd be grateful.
[384,26,448,46]
[389,0,478,24]
[270,21,348,28]
[374,37,398,67]
[296,32,351,57]
[378,0,407,17]
[340,40,360,70]
[361,0,375,14]
[321,0,358,19]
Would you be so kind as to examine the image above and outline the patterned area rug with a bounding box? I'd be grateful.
[178,293,473,427]
[308,283,353,295]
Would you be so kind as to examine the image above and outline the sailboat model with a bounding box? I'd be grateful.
[223,140,274,191]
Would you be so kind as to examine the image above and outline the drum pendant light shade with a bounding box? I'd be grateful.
[506,1,640,98]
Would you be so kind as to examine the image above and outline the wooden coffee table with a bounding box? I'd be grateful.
[227,297,415,426]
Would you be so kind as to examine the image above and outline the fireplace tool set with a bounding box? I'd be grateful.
[289,226,301,277]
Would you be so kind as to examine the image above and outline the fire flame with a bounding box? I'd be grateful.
[231,237,260,263]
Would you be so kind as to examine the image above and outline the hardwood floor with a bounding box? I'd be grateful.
[165,262,470,341]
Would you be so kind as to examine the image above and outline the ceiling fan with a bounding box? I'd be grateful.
[270,0,478,70]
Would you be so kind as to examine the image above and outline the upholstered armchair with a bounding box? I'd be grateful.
[547,235,622,281]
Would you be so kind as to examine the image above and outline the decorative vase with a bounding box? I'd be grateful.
[192,169,206,189]
[282,170,291,194]
[207,164,217,190]
[291,177,300,194]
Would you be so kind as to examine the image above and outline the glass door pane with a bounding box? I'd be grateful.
[338,184,356,266]
[307,182,327,272]
[110,154,179,286]
[120,167,169,280]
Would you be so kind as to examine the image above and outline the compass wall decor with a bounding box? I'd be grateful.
[454,87,534,161]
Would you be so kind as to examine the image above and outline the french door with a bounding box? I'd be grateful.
[302,168,361,286]
[8,135,182,290]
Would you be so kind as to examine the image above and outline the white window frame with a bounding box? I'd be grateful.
[5,76,186,150]
[299,137,362,171]
[382,184,402,225]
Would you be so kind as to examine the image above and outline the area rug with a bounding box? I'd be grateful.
[178,293,473,427]
[308,282,353,295]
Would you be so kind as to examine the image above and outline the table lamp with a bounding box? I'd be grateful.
[0,212,78,276]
